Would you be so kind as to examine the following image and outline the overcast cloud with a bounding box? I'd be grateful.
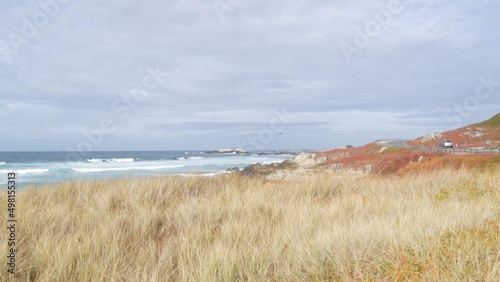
[1,0,499,151]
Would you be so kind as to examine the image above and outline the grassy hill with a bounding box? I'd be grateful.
[1,113,499,280]
[2,170,500,280]
[473,112,500,127]
[408,112,500,149]
[296,113,500,176]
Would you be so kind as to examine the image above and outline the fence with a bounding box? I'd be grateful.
[389,144,500,154]
[412,146,500,154]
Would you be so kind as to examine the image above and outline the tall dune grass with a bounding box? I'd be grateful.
[1,168,499,281]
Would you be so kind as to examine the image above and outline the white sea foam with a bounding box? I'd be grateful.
[0,168,49,175]
[72,165,184,173]
[110,158,136,163]
[87,158,136,163]
[0,162,5,165]
[177,156,203,160]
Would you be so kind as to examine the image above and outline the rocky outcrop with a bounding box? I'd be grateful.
[239,147,379,180]
[241,160,298,177]
[241,152,331,179]
[291,153,328,168]
[226,167,240,173]
[421,132,443,142]
[378,147,388,154]
[463,127,486,138]
[265,167,318,181]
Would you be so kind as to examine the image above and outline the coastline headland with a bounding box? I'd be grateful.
[1,113,498,280]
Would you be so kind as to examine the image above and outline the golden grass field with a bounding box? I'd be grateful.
[1,168,499,281]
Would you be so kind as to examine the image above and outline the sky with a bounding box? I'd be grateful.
[1,0,499,151]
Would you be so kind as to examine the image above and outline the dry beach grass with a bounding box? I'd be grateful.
[1,168,500,281]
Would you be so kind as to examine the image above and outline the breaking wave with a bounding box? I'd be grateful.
[0,168,49,175]
[72,165,185,173]
[87,158,137,163]
[177,156,203,160]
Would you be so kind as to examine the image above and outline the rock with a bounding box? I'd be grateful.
[226,167,240,173]
[422,132,443,142]
[346,145,355,149]
[379,147,388,154]
[291,153,327,168]
[292,153,313,164]
[241,160,298,177]
[363,164,373,173]
[206,148,246,154]
[241,163,266,176]
[418,156,426,163]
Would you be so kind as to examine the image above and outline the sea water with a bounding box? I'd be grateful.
[0,151,295,188]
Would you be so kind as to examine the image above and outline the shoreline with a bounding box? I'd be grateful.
[0,170,239,190]
[4,144,499,189]
[0,150,297,189]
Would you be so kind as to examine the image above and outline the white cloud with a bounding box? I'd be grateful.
[1,0,499,150]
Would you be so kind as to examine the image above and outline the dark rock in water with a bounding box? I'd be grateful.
[255,151,301,156]
[226,167,240,173]
[346,145,354,149]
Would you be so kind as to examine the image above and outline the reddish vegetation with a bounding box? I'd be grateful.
[318,145,499,175]
[408,113,500,149]
[315,113,500,175]
[408,127,500,148]
[399,154,500,174]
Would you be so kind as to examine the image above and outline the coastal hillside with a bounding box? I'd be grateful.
[408,112,500,149]
[243,113,500,179]
[2,115,499,281]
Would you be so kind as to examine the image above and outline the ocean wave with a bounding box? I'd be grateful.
[72,165,184,173]
[0,162,5,165]
[0,168,49,175]
[87,158,136,163]
[177,156,203,160]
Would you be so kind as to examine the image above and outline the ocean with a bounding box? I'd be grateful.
[0,151,296,189]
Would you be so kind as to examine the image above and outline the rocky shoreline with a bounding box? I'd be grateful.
[238,151,370,180]
[229,113,500,180]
